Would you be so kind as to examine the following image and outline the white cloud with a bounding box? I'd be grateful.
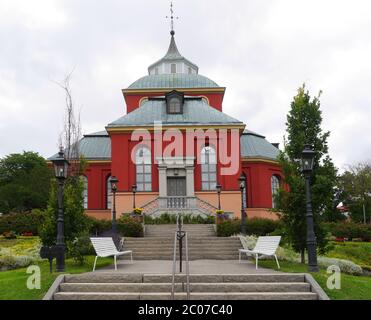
[0,0,370,169]
[0,0,68,29]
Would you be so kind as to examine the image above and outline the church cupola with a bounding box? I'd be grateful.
[148,2,198,76]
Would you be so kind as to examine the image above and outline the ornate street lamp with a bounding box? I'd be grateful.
[238,174,247,235]
[109,176,119,234]
[51,147,69,272]
[132,184,137,210]
[216,184,222,210]
[301,144,319,272]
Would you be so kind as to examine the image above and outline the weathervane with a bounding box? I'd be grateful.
[166,1,179,36]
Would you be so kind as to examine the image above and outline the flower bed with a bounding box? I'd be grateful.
[0,237,42,271]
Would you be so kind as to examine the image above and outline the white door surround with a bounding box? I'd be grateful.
[157,157,195,198]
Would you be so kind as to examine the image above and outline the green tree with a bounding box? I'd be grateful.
[275,85,337,262]
[339,162,371,223]
[39,165,90,246]
[0,152,52,213]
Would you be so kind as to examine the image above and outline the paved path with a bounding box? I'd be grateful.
[97,260,281,274]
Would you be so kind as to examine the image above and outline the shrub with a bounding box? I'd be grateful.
[0,210,45,235]
[144,213,214,225]
[323,222,371,241]
[217,218,282,237]
[246,218,282,236]
[217,219,241,237]
[67,235,95,265]
[117,215,143,237]
[3,231,17,239]
[0,238,42,271]
[87,217,112,236]
[317,257,363,275]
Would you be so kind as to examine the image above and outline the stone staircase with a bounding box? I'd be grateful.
[122,224,243,260]
[48,273,328,300]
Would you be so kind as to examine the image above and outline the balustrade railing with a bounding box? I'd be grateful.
[167,196,188,209]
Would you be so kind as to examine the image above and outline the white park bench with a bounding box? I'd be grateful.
[90,237,133,271]
[238,236,281,269]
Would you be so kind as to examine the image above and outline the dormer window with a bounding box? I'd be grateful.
[166,90,184,114]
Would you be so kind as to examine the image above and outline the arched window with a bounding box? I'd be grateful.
[81,176,88,209]
[271,175,280,209]
[201,146,217,191]
[136,147,152,192]
[106,176,112,210]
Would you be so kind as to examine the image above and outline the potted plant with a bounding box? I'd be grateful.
[216,210,225,224]
[132,208,144,223]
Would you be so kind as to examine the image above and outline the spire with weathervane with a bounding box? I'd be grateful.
[148,1,199,76]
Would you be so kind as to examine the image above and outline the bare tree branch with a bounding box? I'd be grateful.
[52,69,83,176]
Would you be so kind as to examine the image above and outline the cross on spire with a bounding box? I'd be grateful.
[166,1,179,36]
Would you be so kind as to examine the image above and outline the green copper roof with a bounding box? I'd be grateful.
[49,128,279,161]
[107,99,242,127]
[148,35,199,72]
[128,74,219,89]
[241,130,280,160]
[48,133,111,161]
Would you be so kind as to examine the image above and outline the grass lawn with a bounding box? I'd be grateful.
[326,242,371,271]
[0,256,113,300]
[259,260,371,300]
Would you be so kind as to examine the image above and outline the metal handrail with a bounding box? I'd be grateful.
[171,214,190,300]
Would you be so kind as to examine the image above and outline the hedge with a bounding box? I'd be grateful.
[117,215,143,237]
[144,213,215,225]
[0,210,45,235]
[87,217,112,236]
[217,218,282,237]
[323,222,371,241]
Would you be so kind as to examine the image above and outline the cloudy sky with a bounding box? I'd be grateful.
[0,0,370,170]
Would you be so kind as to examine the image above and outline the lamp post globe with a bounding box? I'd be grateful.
[238,174,247,235]
[51,147,70,272]
[301,144,319,272]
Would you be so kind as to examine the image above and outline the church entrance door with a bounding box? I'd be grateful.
[167,177,186,197]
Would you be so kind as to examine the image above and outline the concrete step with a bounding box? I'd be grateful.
[145,225,215,229]
[124,237,241,242]
[124,245,242,249]
[60,282,311,293]
[65,273,306,284]
[122,256,241,261]
[126,248,243,256]
[54,292,318,300]
[124,248,242,252]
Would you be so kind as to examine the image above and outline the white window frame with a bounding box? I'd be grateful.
[271,175,280,209]
[106,176,112,210]
[201,146,217,191]
[136,147,152,192]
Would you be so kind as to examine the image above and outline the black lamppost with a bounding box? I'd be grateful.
[238,174,247,235]
[216,184,222,210]
[132,184,137,211]
[109,176,119,234]
[51,148,69,272]
[301,144,319,272]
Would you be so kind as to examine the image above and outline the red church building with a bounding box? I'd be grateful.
[65,31,283,221]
